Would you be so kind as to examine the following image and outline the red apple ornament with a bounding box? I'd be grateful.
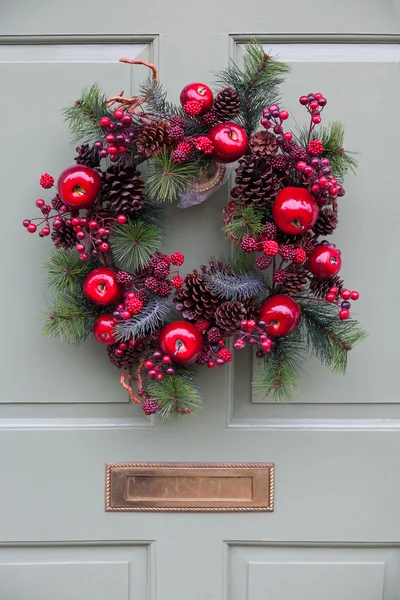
[307,245,342,279]
[159,321,203,364]
[57,165,101,209]
[83,268,122,306]
[259,295,302,337]
[180,83,213,114]
[93,313,117,344]
[272,187,318,234]
[208,122,248,163]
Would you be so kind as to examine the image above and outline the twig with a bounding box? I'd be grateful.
[106,58,159,115]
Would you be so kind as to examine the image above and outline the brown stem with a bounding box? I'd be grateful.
[106,58,158,115]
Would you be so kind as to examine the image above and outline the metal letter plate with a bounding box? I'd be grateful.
[105,462,274,512]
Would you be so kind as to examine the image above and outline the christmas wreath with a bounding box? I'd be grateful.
[23,43,367,418]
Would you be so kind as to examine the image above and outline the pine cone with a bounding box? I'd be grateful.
[235,155,282,206]
[102,164,145,216]
[74,144,100,168]
[136,120,170,158]
[312,208,338,236]
[309,275,344,298]
[282,266,309,294]
[213,88,241,120]
[215,301,247,333]
[51,221,77,249]
[174,270,220,322]
[51,194,65,211]
[243,298,260,321]
[249,131,278,157]
[107,343,142,369]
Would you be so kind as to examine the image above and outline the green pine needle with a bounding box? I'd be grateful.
[110,220,162,270]
[114,297,170,341]
[253,328,306,402]
[299,299,368,374]
[147,372,202,419]
[63,83,112,143]
[223,206,263,242]
[44,250,95,294]
[146,150,201,203]
[43,292,99,345]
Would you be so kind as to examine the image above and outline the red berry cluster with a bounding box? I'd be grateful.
[40,173,55,189]
[194,135,214,155]
[325,286,360,320]
[113,291,144,321]
[260,104,291,140]
[144,350,175,381]
[296,158,344,206]
[204,342,233,369]
[97,110,134,163]
[299,92,327,125]
[183,100,203,116]
[233,319,273,357]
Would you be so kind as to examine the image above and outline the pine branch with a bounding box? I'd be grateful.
[253,328,306,401]
[43,292,99,344]
[44,250,96,294]
[215,42,290,135]
[110,220,162,270]
[223,206,263,241]
[205,269,267,301]
[63,83,111,143]
[147,371,201,419]
[114,296,170,341]
[146,150,201,203]
[140,78,181,120]
[298,299,368,374]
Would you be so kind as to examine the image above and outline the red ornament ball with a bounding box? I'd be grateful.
[272,187,318,235]
[83,268,122,306]
[57,165,101,209]
[307,246,342,279]
[159,321,203,364]
[93,313,117,345]
[259,295,302,338]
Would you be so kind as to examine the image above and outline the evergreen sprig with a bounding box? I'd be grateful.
[63,83,111,143]
[140,78,181,121]
[110,220,162,270]
[216,42,290,135]
[205,269,267,301]
[147,371,201,419]
[43,293,99,345]
[44,250,95,294]
[299,299,368,374]
[253,328,306,401]
[114,296,170,341]
[146,150,201,203]
[223,206,263,241]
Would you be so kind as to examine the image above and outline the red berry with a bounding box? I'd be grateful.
[350,291,359,301]
[76,244,85,252]
[246,320,256,332]
[233,338,245,350]
[170,252,185,266]
[296,161,307,172]
[339,309,350,320]
[41,227,50,236]
[89,220,98,230]
[183,100,203,116]
[299,96,309,105]
[194,135,214,155]
[145,360,154,369]
[207,361,216,368]
[122,114,132,125]
[36,199,45,208]
[279,110,289,120]
[100,242,109,252]
[106,133,115,143]
[148,369,157,378]
[162,355,171,364]
[218,348,233,363]
[125,296,143,315]
[330,286,339,295]
[22,219,31,227]
[114,109,124,120]
[230,186,240,199]
[263,240,279,256]
[309,100,319,110]
[117,214,127,224]
[307,139,324,156]
[80,253,89,261]
[108,145,118,155]
[156,373,164,381]
[170,275,184,289]
[326,293,336,302]
[195,320,210,334]
[100,116,111,127]
[312,115,321,124]
[40,173,54,189]
[341,289,351,300]
[121,310,131,320]
[27,224,37,233]
[283,132,292,140]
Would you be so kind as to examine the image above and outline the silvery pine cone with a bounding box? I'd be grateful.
[215,301,247,333]
[107,343,142,369]
[102,164,145,216]
[74,143,100,168]
[282,266,308,294]
[249,131,278,157]
[309,274,344,298]
[213,88,241,120]
[136,120,170,158]
[312,208,338,236]
[51,221,77,249]
[174,270,220,322]
[235,155,282,206]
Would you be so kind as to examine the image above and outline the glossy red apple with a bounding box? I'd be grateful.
[159,321,203,364]
[272,187,318,235]
[83,268,122,306]
[57,165,101,209]
[180,82,214,114]
[208,122,248,163]
[93,313,117,344]
[259,295,302,337]
[307,245,342,279]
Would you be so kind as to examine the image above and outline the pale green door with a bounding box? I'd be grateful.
[1,2,400,599]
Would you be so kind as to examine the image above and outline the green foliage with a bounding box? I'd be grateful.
[63,83,111,143]
[205,269,267,301]
[140,78,181,121]
[253,328,306,401]
[147,371,202,419]
[44,250,95,294]
[223,206,263,242]
[299,299,368,374]
[114,297,170,341]
[43,293,99,345]
[216,42,290,135]
[146,150,201,203]
[110,220,162,270]
[297,121,358,181]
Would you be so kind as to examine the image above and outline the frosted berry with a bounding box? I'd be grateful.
[142,399,161,416]
[256,255,272,270]
[145,277,160,293]
[125,296,143,315]
[40,173,54,189]
[207,327,223,343]
[194,135,214,154]
[262,222,278,240]
[183,100,203,116]
[294,248,307,264]
[153,261,170,280]
[170,275,184,289]
[241,235,257,253]
[157,281,171,297]
[263,240,279,256]
[279,244,296,261]
[170,252,185,266]
[273,269,286,284]
[218,348,233,363]
[116,271,133,288]
[168,125,185,142]
[195,320,210,334]
[172,142,192,163]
